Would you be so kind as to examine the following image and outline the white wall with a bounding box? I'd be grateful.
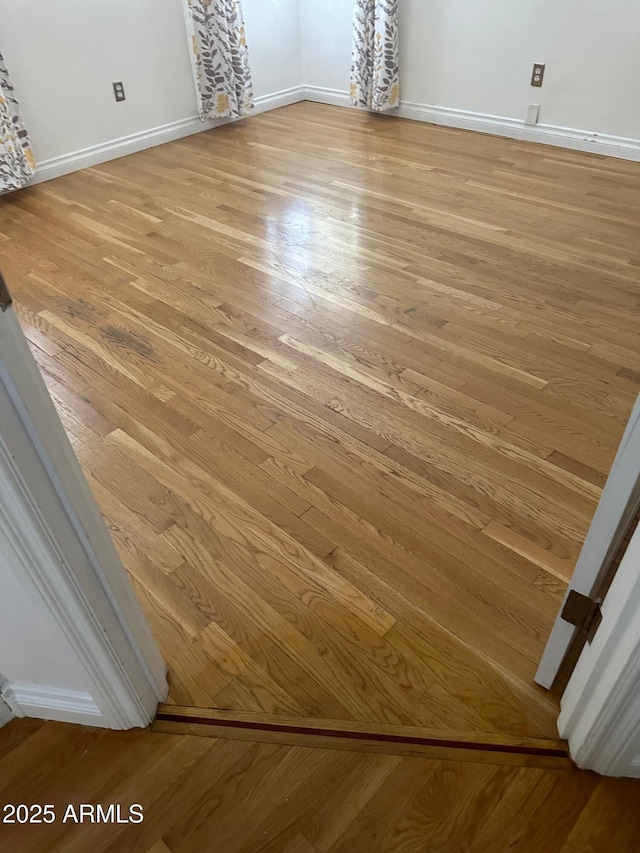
[245,0,303,99]
[301,0,640,143]
[534,0,640,139]
[0,0,303,166]
[2,0,637,172]
[0,386,111,725]
[0,540,93,696]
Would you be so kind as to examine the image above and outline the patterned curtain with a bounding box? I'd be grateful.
[0,51,36,192]
[184,0,254,120]
[350,0,400,113]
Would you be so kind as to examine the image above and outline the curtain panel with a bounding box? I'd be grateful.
[0,52,36,192]
[350,0,400,113]
[184,0,254,120]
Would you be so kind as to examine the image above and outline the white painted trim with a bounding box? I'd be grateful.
[304,86,351,108]
[536,394,640,688]
[29,117,212,184]
[17,84,640,187]
[521,122,640,161]
[258,85,306,112]
[558,519,640,778]
[28,86,306,184]
[303,87,640,162]
[0,696,13,729]
[1,684,102,727]
[0,303,168,728]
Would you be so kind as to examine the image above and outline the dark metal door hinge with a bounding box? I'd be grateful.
[0,272,12,312]
[561,590,603,643]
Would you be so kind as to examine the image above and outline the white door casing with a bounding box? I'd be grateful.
[536,394,640,689]
[0,284,168,728]
[535,392,640,776]
[558,518,640,777]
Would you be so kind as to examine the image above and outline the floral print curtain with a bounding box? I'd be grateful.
[184,0,254,120]
[0,51,36,192]
[350,0,400,113]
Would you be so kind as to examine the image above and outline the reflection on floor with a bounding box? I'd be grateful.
[3,103,640,744]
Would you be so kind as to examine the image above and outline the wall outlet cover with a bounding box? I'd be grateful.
[531,63,545,87]
[526,103,540,125]
[113,81,126,103]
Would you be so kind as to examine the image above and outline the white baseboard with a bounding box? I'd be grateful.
[304,87,640,162]
[30,85,306,184]
[30,117,214,184]
[304,86,351,108]
[0,696,14,729]
[519,121,640,161]
[26,82,640,186]
[257,84,306,112]
[1,683,105,727]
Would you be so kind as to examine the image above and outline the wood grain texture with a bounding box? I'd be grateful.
[151,704,570,768]
[2,102,640,742]
[0,720,638,852]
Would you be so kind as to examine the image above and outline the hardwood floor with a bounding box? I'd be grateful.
[2,103,640,744]
[1,719,640,853]
[151,704,572,769]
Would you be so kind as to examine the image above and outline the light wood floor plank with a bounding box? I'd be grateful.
[2,102,639,742]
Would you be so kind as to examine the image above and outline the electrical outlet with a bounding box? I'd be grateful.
[531,63,545,88]
[526,103,540,125]
[113,81,126,102]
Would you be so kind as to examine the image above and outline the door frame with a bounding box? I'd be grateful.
[558,517,640,777]
[535,393,640,689]
[0,281,168,728]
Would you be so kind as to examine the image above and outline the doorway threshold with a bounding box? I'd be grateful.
[153,705,570,769]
